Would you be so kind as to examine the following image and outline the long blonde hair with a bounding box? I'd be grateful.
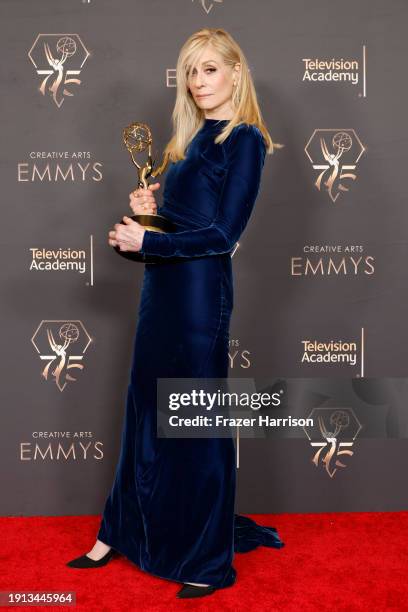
[163,28,283,163]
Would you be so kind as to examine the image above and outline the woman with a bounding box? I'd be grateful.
[67,27,284,599]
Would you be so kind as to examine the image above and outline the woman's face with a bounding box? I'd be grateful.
[187,46,239,119]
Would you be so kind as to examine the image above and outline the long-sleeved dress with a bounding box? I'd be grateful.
[97,118,284,589]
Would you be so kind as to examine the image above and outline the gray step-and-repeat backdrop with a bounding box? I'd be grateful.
[1,0,407,516]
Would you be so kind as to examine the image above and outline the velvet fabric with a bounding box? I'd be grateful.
[97,119,284,589]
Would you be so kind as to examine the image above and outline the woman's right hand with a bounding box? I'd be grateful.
[129,182,160,216]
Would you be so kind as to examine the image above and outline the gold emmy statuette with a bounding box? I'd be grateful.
[114,122,177,262]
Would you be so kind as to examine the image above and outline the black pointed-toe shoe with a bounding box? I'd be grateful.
[176,583,217,599]
[66,547,116,569]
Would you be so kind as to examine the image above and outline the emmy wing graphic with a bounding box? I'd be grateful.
[31,320,92,392]
[28,34,90,108]
[305,129,366,203]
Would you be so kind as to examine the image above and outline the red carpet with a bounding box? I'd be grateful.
[1,512,407,611]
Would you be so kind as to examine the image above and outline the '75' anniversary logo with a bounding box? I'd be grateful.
[28,34,90,108]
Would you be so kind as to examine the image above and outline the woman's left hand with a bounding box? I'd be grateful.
[108,216,146,252]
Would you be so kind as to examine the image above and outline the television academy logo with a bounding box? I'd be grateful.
[301,338,358,368]
[305,129,366,203]
[303,407,362,477]
[192,0,223,14]
[31,320,92,391]
[28,35,90,108]
[301,47,367,98]
[300,328,366,377]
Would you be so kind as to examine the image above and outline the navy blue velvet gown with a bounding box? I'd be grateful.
[97,118,284,588]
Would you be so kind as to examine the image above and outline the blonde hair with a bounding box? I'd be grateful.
[163,27,283,163]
